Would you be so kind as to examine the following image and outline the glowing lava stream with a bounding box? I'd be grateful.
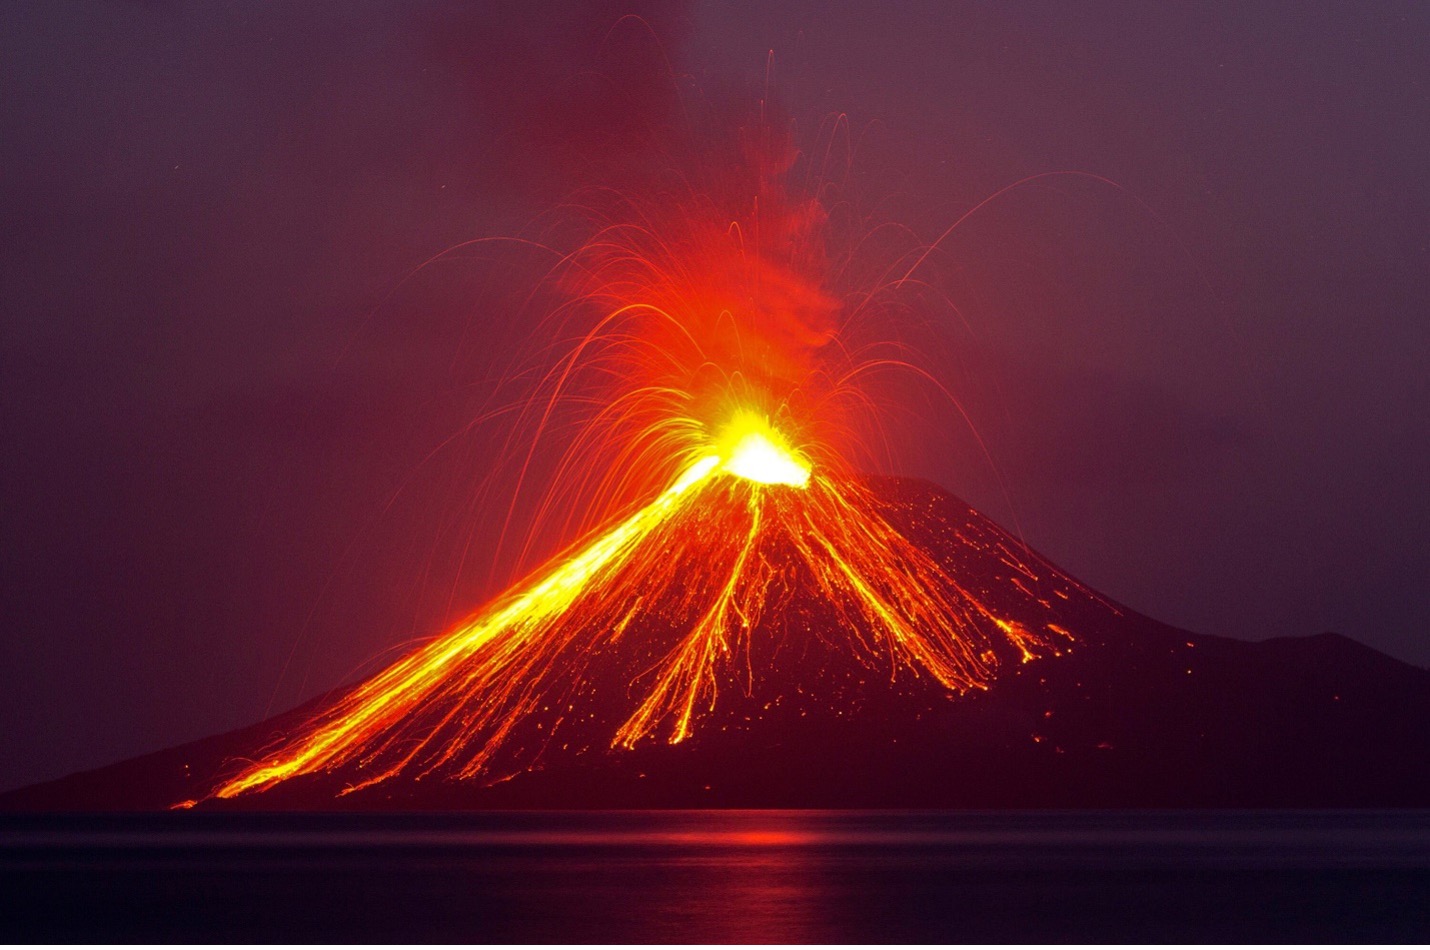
[211,420,1066,801]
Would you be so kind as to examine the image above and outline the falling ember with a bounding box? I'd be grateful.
[205,77,1081,803]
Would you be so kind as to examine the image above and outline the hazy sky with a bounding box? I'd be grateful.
[3,0,1426,791]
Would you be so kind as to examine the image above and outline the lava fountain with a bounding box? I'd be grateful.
[200,81,1076,804]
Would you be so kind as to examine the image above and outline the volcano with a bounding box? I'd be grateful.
[6,474,1427,811]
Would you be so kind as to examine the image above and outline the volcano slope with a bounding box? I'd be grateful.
[5,476,1427,810]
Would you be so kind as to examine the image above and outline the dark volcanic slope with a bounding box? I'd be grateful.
[5,477,1427,810]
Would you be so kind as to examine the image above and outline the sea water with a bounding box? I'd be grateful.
[2,810,1426,941]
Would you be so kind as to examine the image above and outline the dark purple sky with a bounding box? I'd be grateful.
[3,1,1427,792]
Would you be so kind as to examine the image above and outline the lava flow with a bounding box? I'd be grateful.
[203,92,1077,804]
[212,414,1068,801]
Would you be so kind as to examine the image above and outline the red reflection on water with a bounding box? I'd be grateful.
[631,813,830,942]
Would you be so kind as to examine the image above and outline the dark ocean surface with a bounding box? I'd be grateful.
[2,810,1426,942]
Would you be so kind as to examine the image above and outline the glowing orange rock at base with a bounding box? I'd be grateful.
[209,418,1072,802]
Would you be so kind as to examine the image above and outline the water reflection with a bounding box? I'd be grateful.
[599,812,831,942]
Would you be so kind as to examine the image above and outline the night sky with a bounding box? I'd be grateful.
[3,1,1426,792]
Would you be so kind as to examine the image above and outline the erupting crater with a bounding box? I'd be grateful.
[714,413,811,487]
[188,86,1089,808]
